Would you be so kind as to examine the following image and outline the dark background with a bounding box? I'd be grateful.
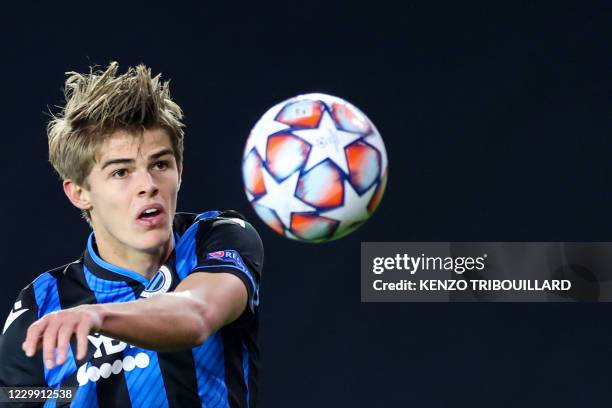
[1,1,611,406]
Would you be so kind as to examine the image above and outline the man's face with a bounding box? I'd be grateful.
[82,128,181,254]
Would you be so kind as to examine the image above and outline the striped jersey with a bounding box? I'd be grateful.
[0,210,263,408]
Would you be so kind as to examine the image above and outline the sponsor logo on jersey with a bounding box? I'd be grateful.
[2,300,29,334]
[76,352,150,385]
[87,333,133,358]
[76,334,150,385]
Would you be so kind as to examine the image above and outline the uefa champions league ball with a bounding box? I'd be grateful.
[242,93,388,242]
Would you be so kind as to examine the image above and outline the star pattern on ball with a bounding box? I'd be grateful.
[255,166,315,228]
[322,180,376,232]
[244,105,289,160]
[363,132,388,172]
[284,230,300,241]
[292,111,363,174]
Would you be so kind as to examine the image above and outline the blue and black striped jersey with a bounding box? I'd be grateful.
[0,210,263,408]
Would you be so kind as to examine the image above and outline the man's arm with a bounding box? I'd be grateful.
[22,271,247,369]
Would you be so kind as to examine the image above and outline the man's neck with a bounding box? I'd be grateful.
[93,233,174,281]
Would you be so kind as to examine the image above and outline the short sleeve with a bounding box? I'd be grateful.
[0,285,45,388]
[191,212,264,314]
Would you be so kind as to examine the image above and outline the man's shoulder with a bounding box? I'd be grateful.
[173,212,202,236]
[32,260,82,284]
[192,210,264,269]
[174,209,263,262]
[191,210,260,244]
[174,210,255,234]
[18,260,83,305]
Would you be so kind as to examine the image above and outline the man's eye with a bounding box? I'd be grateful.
[153,161,169,170]
[112,169,128,178]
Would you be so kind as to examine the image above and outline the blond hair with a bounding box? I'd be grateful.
[47,62,184,186]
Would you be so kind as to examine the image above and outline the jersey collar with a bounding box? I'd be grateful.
[84,233,151,286]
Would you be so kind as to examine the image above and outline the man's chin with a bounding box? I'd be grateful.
[135,229,174,253]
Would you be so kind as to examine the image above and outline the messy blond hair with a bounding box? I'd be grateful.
[47,62,184,187]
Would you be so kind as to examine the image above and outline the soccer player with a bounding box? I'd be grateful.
[0,62,263,407]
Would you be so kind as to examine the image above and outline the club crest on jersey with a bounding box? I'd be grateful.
[140,265,172,298]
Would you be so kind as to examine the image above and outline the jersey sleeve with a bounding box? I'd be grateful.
[0,285,45,388]
[191,212,264,315]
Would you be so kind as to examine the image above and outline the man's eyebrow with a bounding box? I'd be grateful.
[149,148,174,160]
[101,158,134,170]
[100,149,174,170]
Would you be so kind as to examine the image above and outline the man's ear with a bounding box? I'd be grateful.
[63,179,92,211]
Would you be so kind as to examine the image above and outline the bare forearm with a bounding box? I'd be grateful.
[22,273,246,369]
[94,292,210,351]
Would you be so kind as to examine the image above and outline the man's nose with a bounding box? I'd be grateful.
[137,170,159,197]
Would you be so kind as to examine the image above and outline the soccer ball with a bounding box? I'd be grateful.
[242,93,388,242]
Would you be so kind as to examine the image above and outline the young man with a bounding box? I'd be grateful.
[0,63,263,407]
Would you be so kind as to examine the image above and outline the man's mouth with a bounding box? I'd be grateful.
[136,204,166,227]
[139,208,161,219]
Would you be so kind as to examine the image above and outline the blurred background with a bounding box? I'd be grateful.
[0,1,611,406]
